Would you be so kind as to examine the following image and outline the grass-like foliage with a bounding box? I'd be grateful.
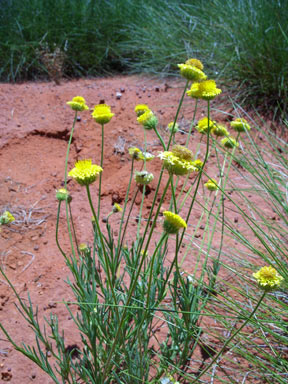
[1,0,287,118]
[1,59,288,383]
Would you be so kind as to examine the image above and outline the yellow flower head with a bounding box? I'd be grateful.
[0,211,15,225]
[221,136,239,149]
[67,96,89,111]
[134,170,154,185]
[231,118,251,132]
[135,104,150,117]
[196,117,215,134]
[56,188,72,203]
[253,265,283,292]
[178,63,207,82]
[92,104,114,125]
[167,121,179,133]
[79,242,90,257]
[187,80,222,100]
[69,159,103,186]
[204,179,219,191]
[212,123,229,137]
[171,145,193,161]
[137,110,158,130]
[112,203,122,213]
[192,159,204,170]
[185,58,204,71]
[158,147,197,176]
[163,211,187,234]
[128,147,154,161]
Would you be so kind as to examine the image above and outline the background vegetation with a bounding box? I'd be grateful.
[1,0,288,117]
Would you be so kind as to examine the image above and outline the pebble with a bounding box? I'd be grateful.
[34,245,39,251]
[234,217,239,223]
[76,116,81,121]
[120,87,125,93]
[116,92,122,99]
[155,86,160,92]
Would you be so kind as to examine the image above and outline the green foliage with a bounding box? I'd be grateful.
[1,0,287,117]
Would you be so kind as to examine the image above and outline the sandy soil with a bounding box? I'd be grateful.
[0,76,280,383]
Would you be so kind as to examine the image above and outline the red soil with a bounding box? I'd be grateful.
[0,76,279,383]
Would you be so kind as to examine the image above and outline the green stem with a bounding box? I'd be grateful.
[191,292,266,382]
[55,201,66,259]
[185,99,198,147]
[170,175,178,214]
[85,185,119,320]
[153,126,166,150]
[64,111,77,258]
[98,124,104,218]
[167,79,190,149]
[68,202,79,253]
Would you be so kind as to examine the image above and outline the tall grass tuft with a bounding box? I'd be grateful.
[1,0,287,117]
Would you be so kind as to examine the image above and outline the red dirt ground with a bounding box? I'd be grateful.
[0,76,280,383]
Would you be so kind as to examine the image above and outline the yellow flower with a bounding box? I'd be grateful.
[0,211,15,225]
[137,110,158,130]
[67,96,89,111]
[204,179,219,191]
[69,159,103,186]
[231,118,251,132]
[92,104,114,125]
[253,265,283,292]
[185,58,204,70]
[212,124,229,137]
[195,117,215,134]
[135,104,150,117]
[221,136,239,149]
[163,211,187,234]
[158,146,197,176]
[167,121,179,133]
[178,63,207,82]
[187,80,222,100]
[56,188,72,203]
[134,170,154,185]
[171,145,193,161]
[128,147,154,161]
[192,159,204,170]
[112,203,122,213]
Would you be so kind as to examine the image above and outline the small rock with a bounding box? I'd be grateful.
[47,351,52,357]
[234,217,238,223]
[102,217,108,223]
[155,86,160,92]
[31,374,36,379]
[43,240,48,245]
[99,99,105,104]
[120,87,125,93]
[34,245,39,251]
[116,92,122,99]
[76,116,81,122]
[200,225,205,230]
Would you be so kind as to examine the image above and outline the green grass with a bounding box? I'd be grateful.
[1,0,287,116]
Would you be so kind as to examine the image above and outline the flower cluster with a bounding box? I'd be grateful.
[128,147,154,161]
[163,211,187,234]
[158,145,197,176]
[195,117,215,134]
[67,96,89,111]
[187,80,222,101]
[178,63,207,82]
[204,179,219,191]
[69,159,103,186]
[134,170,154,185]
[92,104,114,125]
[231,118,251,132]
[135,104,150,117]
[56,188,72,203]
[137,109,158,130]
[167,121,179,133]
[0,211,15,225]
[221,136,239,149]
[253,266,283,292]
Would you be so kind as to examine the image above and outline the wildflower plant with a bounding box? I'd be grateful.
[1,57,287,384]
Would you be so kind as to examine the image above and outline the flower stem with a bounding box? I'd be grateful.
[167,79,190,150]
[64,111,77,258]
[98,123,104,218]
